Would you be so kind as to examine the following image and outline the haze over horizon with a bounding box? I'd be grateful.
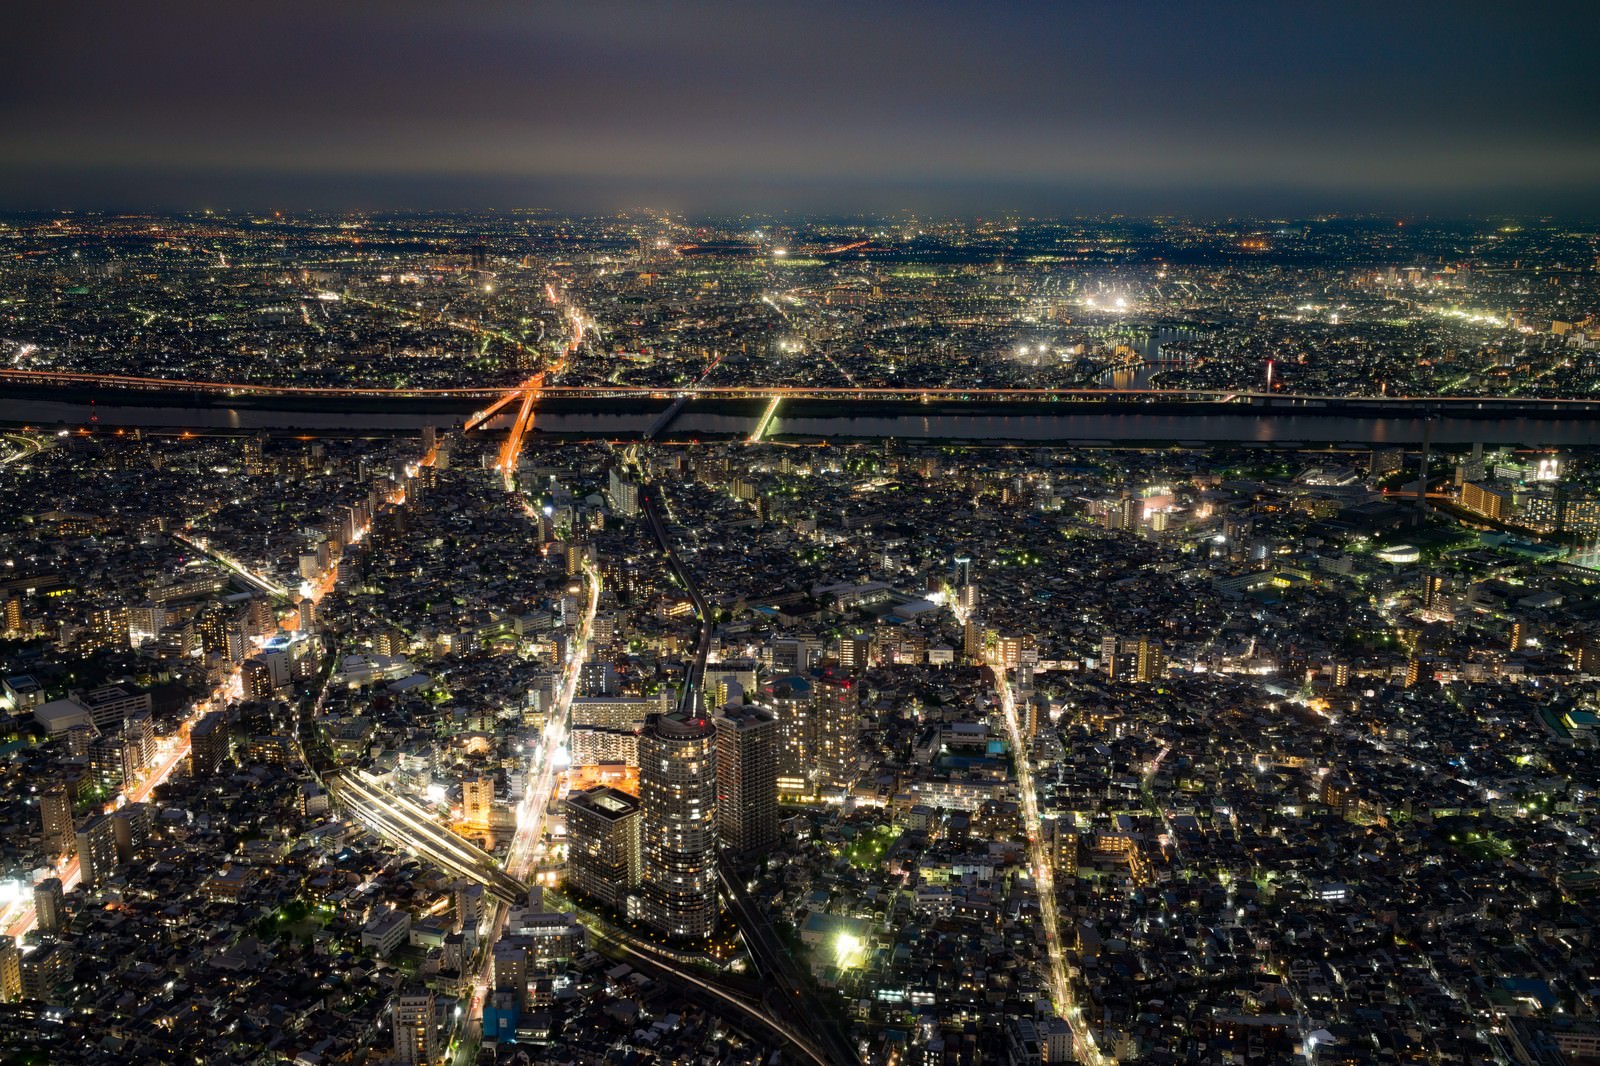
[3,0,1596,216]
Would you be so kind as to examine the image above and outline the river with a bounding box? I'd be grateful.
[5,394,1599,447]
[1096,326,1202,390]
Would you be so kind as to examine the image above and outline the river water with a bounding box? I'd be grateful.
[3,395,1598,447]
[1096,326,1200,390]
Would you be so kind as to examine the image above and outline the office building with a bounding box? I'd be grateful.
[639,713,717,940]
[771,635,823,675]
[714,706,778,855]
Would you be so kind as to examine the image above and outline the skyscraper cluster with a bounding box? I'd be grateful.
[564,704,780,940]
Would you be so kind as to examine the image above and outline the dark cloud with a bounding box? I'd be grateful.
[1,0,1594,213]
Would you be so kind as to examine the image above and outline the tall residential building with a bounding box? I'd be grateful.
[85,605,130,652]
[714,707,778,855]
[1460,481,1511,521]
[242,433,266,474]
[492,940,528,1007]
[39,783,74,855]
[189,710,230,776]
[112,803,150,863]
[393,989,437,1066]
[33,877,65,934]
[1116,493,1142,531]
[564,785,641,912]
[954,555,979,611]
[1422,573,1448,611]
[837,633,871,671]
[0,936,20,1004]
[1525,484,1600,539]
[1135,637,1166,683]
[765,675,814,787]
[123,711,156,776]
[455,882,485,936]
[1577,635,1600,675]
[814,672,861,791]
[88,734,130,792]
[607,468,640,517]
[638,713,717,940]
[1102,634,1163,682]
[77,812,120,889]
[242,657,277,701]
[19,942,71,1003]
[462,774,495,829]
[1101,634,1125,679]
[963,618,984,660]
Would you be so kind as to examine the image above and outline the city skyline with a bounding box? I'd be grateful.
[3,4,1600,1064]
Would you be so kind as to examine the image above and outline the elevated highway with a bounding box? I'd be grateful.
[327,769,529,904]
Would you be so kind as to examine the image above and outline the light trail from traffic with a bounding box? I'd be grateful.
[0,432,45,466]
[494,293,587,479]
[4,665,237,941]
[951,597,1109,1066]
[506,557,598,882]
[454,547,599,1064]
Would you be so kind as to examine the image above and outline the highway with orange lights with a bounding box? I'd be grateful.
[492,286,589,480]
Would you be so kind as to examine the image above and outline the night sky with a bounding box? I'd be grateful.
[2,0,1595,215]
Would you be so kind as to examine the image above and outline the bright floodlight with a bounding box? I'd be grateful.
[835,932,865,968]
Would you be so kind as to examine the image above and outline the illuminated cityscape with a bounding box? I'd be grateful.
[3,3,1600,1066]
